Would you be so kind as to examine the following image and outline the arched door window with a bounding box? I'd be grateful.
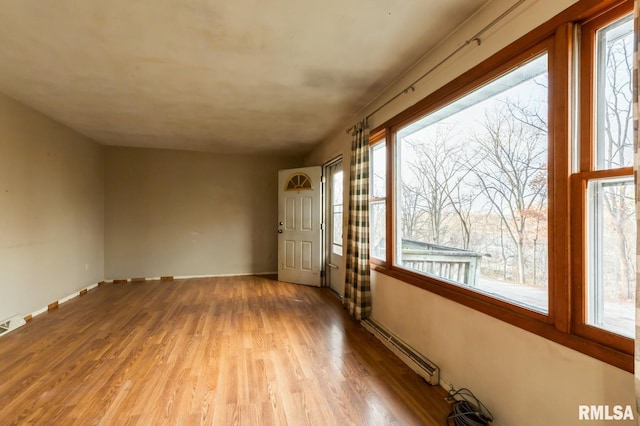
[285,173,313,191]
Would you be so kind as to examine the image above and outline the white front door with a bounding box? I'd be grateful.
[277,166,322,286]
[325,160,344,295]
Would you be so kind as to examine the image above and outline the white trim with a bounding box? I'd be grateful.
[322,156,344,292]
[174,272,277,279]
[439,377,455,393]
[26,281,102,320]
[59,293,79,304]
[102,272,278,282]
[30,307,47,318]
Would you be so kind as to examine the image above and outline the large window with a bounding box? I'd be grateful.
[369,0,635,371]
[396,53,549,313]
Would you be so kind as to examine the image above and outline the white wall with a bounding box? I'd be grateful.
[306,0,635,424]
[0,92,104,321]
[104,146,301,279]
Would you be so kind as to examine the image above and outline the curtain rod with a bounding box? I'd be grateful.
[346,0,528,134]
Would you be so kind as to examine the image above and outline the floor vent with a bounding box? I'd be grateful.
[362,318,439,385]
[0,315,27,337]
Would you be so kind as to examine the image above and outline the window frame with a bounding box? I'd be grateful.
[369,0,634,372]
[389,39,556,324]
[369,130,389,266]
[571,1,634,354]
[330,167,344,256]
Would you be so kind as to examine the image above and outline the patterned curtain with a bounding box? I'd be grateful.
[635,0,640,416]
[343,119,372,320]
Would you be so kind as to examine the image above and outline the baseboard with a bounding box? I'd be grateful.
[174,272,278,279]
[439,377,455,393]
[30,307,47,318]
[23,281,103,323]
[103,272,278,283]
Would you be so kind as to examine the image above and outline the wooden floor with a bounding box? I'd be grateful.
[0,276,451,425]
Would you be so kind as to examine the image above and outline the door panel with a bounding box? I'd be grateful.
[278,167,321,286]
[285,198,296,229]
[301,197,312,230]
[301,241,312,271]
[284,240,296,269]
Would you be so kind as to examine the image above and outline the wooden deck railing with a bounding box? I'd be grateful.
[400,241,483,286]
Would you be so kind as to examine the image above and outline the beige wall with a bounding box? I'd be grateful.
[306,0,635,424]
[104,147,301,279]
[0,92,104,321]
[372,273,634,426]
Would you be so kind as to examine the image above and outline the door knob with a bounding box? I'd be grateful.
[278,229,283,234]
[279,221,284,226]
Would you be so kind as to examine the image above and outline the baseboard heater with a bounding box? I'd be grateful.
[361,318,439,385]
[0,315,26,337]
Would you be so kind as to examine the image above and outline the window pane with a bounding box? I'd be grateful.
[371,142,386,198]
[370,141,386,261]
[586,177,636,337]
[332,171,343,205]
[595,14,633,170]
[396,53,549,313]
[332,205,343,255]
[370,201,386,260]
[331,167,343,256]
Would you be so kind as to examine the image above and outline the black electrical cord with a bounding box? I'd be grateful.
[445,387,494,426]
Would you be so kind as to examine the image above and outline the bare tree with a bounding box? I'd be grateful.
[400,183,426,241]
[472,102,548,284]
[599,28,635,299]
[443,180,476,250]
[405,125,464,245]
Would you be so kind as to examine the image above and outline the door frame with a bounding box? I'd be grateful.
[322,156,344,293]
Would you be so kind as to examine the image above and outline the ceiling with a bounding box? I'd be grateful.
[0,0,489,155]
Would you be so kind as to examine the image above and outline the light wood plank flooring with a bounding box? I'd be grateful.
[0,276,451,425]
